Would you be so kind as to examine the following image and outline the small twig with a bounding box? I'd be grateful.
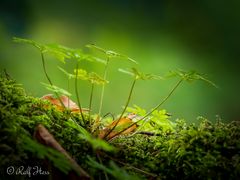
[34,124,91,179]
[135,131,162,136]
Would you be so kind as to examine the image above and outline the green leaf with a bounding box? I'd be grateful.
[86,44,106,53]
[49,43,96,62]
[73,69,107,85]
[13,37,98,63]
[58,66,75,79]
[166,69,218,88]
[118,68,135,77]
[126,105,147,117]
[88,72,108,85]
[86,44,138,64]
[119,68,163,80]
[42,43,72,63]
[73,68,89,80]
[13,37,44,51]
[150,109,174,132]
[13,37,70,63]
[92,57,108,65]
[41,82,72,96]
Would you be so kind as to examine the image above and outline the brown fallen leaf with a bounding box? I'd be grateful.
[41,94,89,113]
[98,116,138,139]
[34,124,90,179]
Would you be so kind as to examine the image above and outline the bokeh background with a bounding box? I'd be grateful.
[0,0,239,123]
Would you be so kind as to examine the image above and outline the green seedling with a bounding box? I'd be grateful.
[103,68,162,140]
[13,37,71,109]
[58,67,75,108]
[55,45,98,123]
[73,68,108,126]
[108,69,217,140]
[86,44,138,118]
[88,72,108,124]
[13,37,101,124]
[14,37,217,142]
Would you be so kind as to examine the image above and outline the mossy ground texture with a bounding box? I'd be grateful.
[0,75,240,180]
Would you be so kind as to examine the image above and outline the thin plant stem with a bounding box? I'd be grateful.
[103,78,137,140]
[98,57,110,117]
[88,83,94,124]
[75,61,85,123]
[92,57,110,133]
[108,78,183,141]
[41,52,65,109]
[67,78,70,109]
[41,53,53,85]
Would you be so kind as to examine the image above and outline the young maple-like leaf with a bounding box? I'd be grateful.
[41,82,72,97]
[86,44,138,64]
[73,69,107,85]
[88,72,108,85]
[13,37,70,63]
[166,69,218,88]
[47,43,98,62]
[41,94,89,113]
[58,67,75,79]
[13,37,101,64]
[73,69,89,81]
[119,68,163,80]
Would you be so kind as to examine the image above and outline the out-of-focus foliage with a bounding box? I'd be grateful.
[1,0,240,122]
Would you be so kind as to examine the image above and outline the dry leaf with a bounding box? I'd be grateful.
[98,117,137,139]
[41,94,89,113]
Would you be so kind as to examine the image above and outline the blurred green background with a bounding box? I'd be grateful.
[0,0,239,123]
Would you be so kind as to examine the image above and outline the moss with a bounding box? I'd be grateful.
[0,75,93,177]
[112,120,240,179]
[0,75,240,179]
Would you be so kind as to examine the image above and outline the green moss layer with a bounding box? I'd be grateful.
[0,75,240,180]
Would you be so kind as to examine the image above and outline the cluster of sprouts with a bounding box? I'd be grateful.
[13,37,216,141]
